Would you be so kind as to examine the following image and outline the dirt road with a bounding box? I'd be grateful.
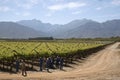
[0,42,120,80]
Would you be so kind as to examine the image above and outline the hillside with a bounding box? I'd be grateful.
[0,22,46,39]
[17,19,62,34]
[17,19,120,38]
[0,19,120,38]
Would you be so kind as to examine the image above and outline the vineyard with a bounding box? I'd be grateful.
[0,40,112,73]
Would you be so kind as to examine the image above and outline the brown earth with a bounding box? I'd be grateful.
[0,42,120,80]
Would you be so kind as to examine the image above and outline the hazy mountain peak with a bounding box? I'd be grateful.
[0,22,45,39]
[31,19,42,23]
[32,18,38,21]
[18,19,42,23]
[66,19,94,26]
[7,19,120,38]
[17,19,55,33]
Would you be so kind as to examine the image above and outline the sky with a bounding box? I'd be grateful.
[0,0,120,24]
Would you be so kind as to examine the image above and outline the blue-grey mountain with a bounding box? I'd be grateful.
[0,19,120,38]
[0,22,46,38]
[17,19,120,38]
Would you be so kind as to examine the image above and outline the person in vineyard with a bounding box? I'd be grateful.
[43,57,46,70]
[16,59,20,73]
[46,57,51,72]
[49,57,53,68]
[51,56,55,69]
[55,56,60,68]
[21,59,27,76]
[39,57,43,71]
[59,57,64,70]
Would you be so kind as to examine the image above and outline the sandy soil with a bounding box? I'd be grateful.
[0,42,120,80]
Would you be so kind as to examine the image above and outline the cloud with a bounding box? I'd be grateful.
[95,14,120,18]
[0,0,9,3]
[15,12,20,16]
[48,2,86,11]
[23,12,31,16]
[46,13,52,17]
[96,7,102,10]
[111,0,120,6]
[72,11,81,14]
[16,0,39,9]
[0,6,11,12]
[49,0,64,2]
[15,12,31,16]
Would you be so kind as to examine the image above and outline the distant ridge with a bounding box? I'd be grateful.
[0,22,46,39]
[0,19,120,38]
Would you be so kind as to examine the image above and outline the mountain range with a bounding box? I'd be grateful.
[0,22,46,38]
[0,19,120,39]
